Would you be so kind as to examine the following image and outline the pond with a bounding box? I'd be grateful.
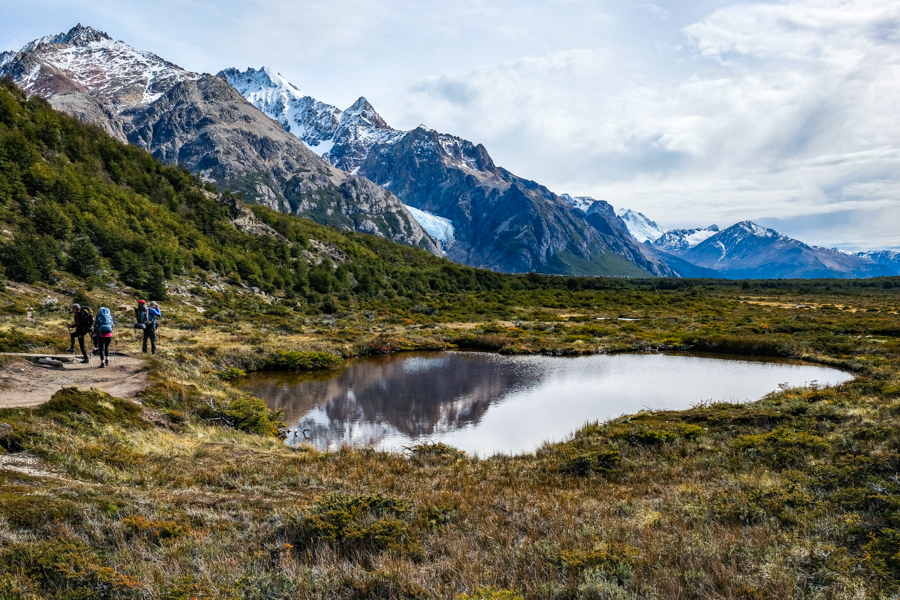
[241,351,854,456]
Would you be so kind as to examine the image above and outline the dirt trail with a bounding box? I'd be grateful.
[0,355,148,409]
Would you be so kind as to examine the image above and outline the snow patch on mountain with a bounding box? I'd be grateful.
[652,225,720,255]
[404,205,455,244]
[560,194,595,212]
[617,208,667,243]
[684,227,720,247]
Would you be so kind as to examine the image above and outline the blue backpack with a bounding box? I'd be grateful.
[95,308,113,335]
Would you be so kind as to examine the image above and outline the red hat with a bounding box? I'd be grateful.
[138,299,146,304]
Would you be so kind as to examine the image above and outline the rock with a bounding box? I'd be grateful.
[37,357,64,369]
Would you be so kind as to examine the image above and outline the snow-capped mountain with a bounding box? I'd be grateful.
[652,225,721,255]
[219,66,341,149]
[855,250,900,275]
[223,66,674,276]
[560,194,630,232]
[0,25,437,253]
[675,221,894,279]
[2,23,198,113]
[219,68,405,171]
[617,209,667,243]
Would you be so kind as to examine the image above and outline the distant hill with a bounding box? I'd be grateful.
[660,221,895,279]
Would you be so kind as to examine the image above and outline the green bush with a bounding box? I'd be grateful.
[0,540,141,599]
[37,387,146,429]
[199,395,284,437]
[263,350,342,371]
[733,428,831,468]
[284,493,412,554]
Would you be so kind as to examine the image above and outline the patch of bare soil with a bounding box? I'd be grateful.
[0,355,148,409]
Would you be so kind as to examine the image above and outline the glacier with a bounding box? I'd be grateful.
[404,205,455,244]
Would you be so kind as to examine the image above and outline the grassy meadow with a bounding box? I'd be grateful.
[0,275,899,599]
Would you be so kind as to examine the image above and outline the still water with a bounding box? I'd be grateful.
[242,351,854,456]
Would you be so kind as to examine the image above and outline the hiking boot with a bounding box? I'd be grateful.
[98,363,105,368]
[79,358,89,364]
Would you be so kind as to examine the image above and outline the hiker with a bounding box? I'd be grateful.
[94,307,113,368]
[135,299,156,354]
[149,301,162,331]
[67,303,92,364]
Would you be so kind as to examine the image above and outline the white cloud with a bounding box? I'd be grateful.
[388,0,900,250]
[640,4,671,21]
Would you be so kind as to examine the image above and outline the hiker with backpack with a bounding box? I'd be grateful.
[94,307,114,368]
[134,299,156,354]
[149,301,162,325]
[67,303,93,364]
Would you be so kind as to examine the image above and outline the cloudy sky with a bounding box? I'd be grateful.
[2,0,899,250]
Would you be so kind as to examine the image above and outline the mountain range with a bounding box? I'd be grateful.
[1,25,896,280]
[634,219,896,279]
[219,66,673,276]
[0,25,438,254]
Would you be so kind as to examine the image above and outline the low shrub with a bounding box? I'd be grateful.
[199,395,285,437]
[1,539,141,599]
[263,350,342,371]
[215,367,246,381]
[684,334,797,356]
[458,588,524,600]
[284,493,412,554]
[37,388,146,429]
[406,441,466,462]
[122,515,189,544]
[0,493,80,531]
[557,449,621,476]
[732,428,831,468]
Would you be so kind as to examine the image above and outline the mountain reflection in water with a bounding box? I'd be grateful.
[241,351,854,455]
[241,352,542,446]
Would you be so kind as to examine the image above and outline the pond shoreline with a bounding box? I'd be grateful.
[242,350,856,456]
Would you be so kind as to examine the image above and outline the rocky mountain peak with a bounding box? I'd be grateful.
[59,24,113,46]
[617,209,666,243]
[733,220,779,239]
[343,96,391,130]
[21,24,113,53]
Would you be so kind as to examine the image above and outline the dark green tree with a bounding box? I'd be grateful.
[1,235,39,283]
[144,264,168,301]
[67,237,100,277]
